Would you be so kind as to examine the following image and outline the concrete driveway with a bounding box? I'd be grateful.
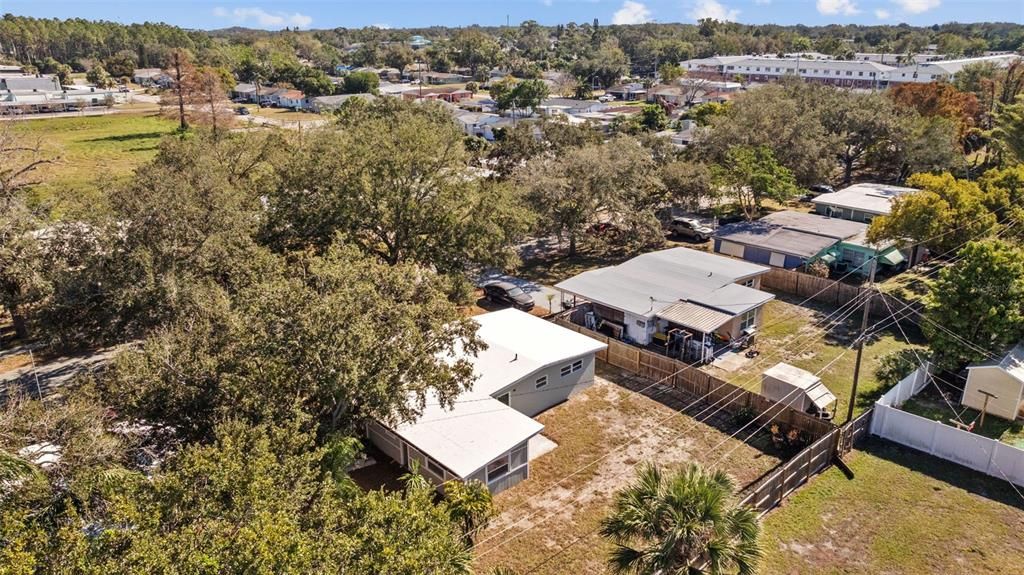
[476,271,560,313]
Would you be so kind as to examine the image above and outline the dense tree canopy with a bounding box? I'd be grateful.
[925,239,1024,369]
[264,99,531,290]
[517,136,664,255]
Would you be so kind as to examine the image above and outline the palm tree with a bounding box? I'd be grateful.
[600,463,761,575]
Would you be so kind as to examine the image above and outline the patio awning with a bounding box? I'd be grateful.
[655,301,734,333]
[877,248,905,266]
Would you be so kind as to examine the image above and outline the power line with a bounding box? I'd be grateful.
[470,293,870,555]
[490,215,1020,567]
[875,292,1024,504]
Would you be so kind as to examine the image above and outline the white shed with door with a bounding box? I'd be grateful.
[962,343,1024,422]
[761,362,837,417]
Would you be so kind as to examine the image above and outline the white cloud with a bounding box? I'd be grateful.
[370,24,392,29]
[612,1,652,25]
[540,0,553,6]
[892,0,941,14]
[754,0,772,5]
[816,0,860,16]
[212,6,313,29]
[875,8,891,18]
[689,0,740,21]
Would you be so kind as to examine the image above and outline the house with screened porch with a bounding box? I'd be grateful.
[365,309,606,494]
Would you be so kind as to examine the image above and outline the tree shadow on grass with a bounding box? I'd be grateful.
[862,437,1024,511]
[83,131,167,143]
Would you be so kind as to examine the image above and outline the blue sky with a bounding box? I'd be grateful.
[3,0,1021,30]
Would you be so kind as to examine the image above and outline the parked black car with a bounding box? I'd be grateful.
[483,281,535,311]
[801,184,835,202]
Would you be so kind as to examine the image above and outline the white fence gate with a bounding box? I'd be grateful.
[870,363,1024,486]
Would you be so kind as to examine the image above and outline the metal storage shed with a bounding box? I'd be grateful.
[761,362,837,416]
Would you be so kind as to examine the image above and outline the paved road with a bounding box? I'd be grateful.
[0,345,123,400]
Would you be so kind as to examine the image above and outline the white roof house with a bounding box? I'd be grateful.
[555,247,774,347]
[811,183,918,222]
[962,343,1024,422]
[368,309,606,493]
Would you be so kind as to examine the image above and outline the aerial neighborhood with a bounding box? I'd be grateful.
[2,6,1024,575]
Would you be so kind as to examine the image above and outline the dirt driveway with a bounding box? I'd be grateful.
[472,363,784,575]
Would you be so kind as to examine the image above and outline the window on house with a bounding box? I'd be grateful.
[486,455,510,482]
[572,360,583,372]
[510,445,527,469]
[858,72,864,76]
[426,457,446,478]
[535,375,548,389]
[843,248,866,269]
[560,364,572,377]
[846,71,853,76]
[826,206,844,219]
[740,278,755,287]
[740,309,757,331]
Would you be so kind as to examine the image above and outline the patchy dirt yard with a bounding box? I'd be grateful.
[472,363,784,575]
[761,439,1024,574]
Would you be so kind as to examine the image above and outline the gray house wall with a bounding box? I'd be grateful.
[813,203,878,223]
[498,354,597,417]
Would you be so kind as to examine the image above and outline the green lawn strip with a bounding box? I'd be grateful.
[15,113,176,215]
[760,439,1024,575]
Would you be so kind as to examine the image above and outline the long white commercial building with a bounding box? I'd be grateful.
[680,53,1021,88]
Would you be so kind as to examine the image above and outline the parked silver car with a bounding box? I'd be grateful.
[667,217,714,242]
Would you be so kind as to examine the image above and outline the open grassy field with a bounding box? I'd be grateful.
[12,112,176,214]
[760,439,1024,574]
[472,363,783,575]
[713,297,925,424]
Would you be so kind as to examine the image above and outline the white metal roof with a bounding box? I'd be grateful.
[390,309,606,478]
[556,247,774,318]
[763,362,837,410]
[395,396,544,479]
[811,183,918,216]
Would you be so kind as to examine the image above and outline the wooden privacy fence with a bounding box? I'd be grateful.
[553,317,835,439]
[740,429,837,513]
[553,315,883,515]
[760,267,915,319]
[740,409,874,514]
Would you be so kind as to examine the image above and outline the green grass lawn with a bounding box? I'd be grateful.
[901,391,1024,448]
[13,112,176,215]
[877,263,942,300]
[760,439,1024,574]
[720,297,926,424]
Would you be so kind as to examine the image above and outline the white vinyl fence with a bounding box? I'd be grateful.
[870,362,1024,486]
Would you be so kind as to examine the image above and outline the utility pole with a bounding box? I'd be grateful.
[847,257,877,423]
[172,50,187,131]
